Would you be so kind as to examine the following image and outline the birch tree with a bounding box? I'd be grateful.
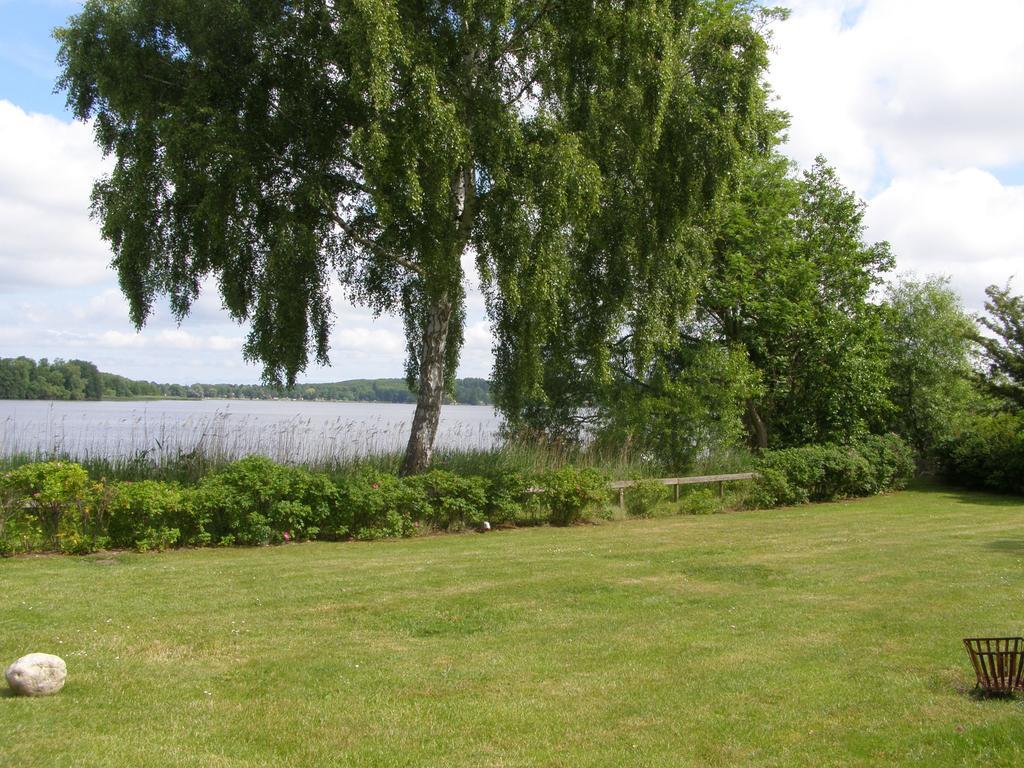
[58,0,774,473]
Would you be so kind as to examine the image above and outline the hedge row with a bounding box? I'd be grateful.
[0,457,610,555]
[936,412,1024,495]
[749,434,916,508]
[1,434,919,555]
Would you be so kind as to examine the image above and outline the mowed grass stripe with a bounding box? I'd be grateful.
[2,484,1023,767]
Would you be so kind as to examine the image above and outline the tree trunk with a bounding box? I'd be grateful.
[745,398,768,450]
[400,295,453,476]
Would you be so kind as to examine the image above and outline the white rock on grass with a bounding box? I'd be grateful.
[5,653,67,696]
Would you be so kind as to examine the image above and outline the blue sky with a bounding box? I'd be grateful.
[0,1,73,116]
[1,0,1022,384]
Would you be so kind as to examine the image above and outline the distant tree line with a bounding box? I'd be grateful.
[0,358,491,405]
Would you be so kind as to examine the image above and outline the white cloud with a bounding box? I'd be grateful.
[770,0,1024,186]
[866,169,1024,308]
[768,0,1024,307]
[333,327,405,355]
[0,100,112,289]
[96,330,145,348]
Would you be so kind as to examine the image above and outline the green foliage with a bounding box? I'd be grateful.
[514,150,899,457]
[749,435,915,508]
[192,457,338,546]
[881,276,979,458]
[937,411,1024,495]
[0,357,105,400]
[537,467,609,526]
[976,283,1024,409]
[595,344,761,473]
[678,488,721,516]
[851,434,916,495]
[338,471,422,541]
[625,479,667,519]
[107,480,189,550]
[406,470,488,531]
[695,154,894,449]
[57,1,775,473]
[0,444,913,554]
[482,470,531,526]
[0,473,20,555]
[0,461,106,553]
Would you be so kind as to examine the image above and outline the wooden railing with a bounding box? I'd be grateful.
[528,472,759,508]
[608,473,759,507]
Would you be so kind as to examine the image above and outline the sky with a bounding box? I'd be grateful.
[0,0,1021,385]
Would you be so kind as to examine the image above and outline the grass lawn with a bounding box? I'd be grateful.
[3,484,1024,767]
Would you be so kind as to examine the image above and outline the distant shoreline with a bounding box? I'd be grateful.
[0,358,493,405]
[0,395,494,406]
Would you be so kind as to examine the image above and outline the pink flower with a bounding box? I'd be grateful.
[371,482,380,490]
[282,531,291,542]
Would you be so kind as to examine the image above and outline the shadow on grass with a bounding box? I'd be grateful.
[948,489,1024,508]
[965,687,1023,703]
[984,539,1024,554]
[905,477,1024,508]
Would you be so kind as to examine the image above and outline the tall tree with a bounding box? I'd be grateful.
[881,276,978,457]
[57,0,774,473]
[697,154,894,448]
[977,282,1024,409]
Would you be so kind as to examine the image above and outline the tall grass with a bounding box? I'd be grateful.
[1,409,491,464]
[0,441,691,485]
[0,405,753,484]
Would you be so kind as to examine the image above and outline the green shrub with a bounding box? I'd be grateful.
[750,435,916,509]
[537,467,609,526]
[107,480,190,550]
[679,488,721,515]
[483,470,530,525]
[852,433,916,493]
[746,466,794,509]
[192,456,340,545]
[407,470,488,530]
[625,478,666,518]
[937,412,1024,494]
[339,471,424,540]
[752,449,818,506]
[0,461,107,553]
[816,445,873,500]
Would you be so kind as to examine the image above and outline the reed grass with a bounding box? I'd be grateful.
[0,404,755,484]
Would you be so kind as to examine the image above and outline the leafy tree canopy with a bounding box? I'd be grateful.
[689,153,895,448]
[881,275,979,457]
[57,0,778,472]
[493,145,900,461]
[977,282,1024,409]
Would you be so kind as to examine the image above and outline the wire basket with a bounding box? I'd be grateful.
[963,637,1024,695]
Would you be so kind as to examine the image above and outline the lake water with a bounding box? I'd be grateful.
[0,399,504,462]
